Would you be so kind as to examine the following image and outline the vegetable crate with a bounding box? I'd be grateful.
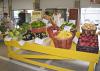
[77,34,99,54]
[31,27,46,33]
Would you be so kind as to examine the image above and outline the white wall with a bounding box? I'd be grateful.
[40,0,75,9]
[4,0,8,13]
[80,0,100,8]
[12,0,33,10]
[11,0,100,10]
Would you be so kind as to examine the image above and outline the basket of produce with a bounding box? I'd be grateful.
[47,26,60,38]
[53,30,73,49]
[76,34,99,54]
[60,22,77,38]
[20,23,31,33]
[31,27,46,33]
[35,32,47,39]
[81,23,97,36]
[8,23,35,41]
[31,21,46,33]
[8,29,23,40]
[22,30,35,41]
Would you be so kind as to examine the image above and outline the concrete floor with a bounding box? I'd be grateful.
[0,44,100,71]
[0,59,37,71]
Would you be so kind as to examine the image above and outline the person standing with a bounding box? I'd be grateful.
[52,9,62,27]
[17,11,26,26]
[1,12,14,30]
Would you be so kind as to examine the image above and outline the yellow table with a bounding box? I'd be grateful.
[4,32,100,71]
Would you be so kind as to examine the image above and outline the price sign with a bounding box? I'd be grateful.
[32,11,42,21]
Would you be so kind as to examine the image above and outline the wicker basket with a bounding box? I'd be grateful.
[47,26,60,38]
[53,36,73,49]
[47,26,73,49]
[81,27,97,36]
[31,26,46,33]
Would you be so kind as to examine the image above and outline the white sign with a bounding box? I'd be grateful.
[64,26,71,31]
[69,20,76,25]
[32,11,42,21]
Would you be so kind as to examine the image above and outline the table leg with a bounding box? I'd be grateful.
[88,62,95,71]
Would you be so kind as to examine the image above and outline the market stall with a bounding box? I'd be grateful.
[0,11,100,71]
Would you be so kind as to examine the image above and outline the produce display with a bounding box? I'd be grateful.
[77,34,99,53]
[60,22,76,30]
[56,30,72,39]
[60,21,76,38]
[20,23,31,33]
[78,34,98,47]
[8,29,22,40]
[81,23,96,30]
[81,23,97,35]
[31,21,46,28]
[8,23,33,40]
[35,32,47,39]
[22,30,35,41]
[31,21,46,33]
[76,22,99,53]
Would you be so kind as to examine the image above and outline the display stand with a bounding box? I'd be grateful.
[4,33,100,71]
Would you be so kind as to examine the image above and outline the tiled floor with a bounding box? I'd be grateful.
[0,44,100,71]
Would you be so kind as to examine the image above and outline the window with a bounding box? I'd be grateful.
[81,8,100,25]
[13,10,34,24]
